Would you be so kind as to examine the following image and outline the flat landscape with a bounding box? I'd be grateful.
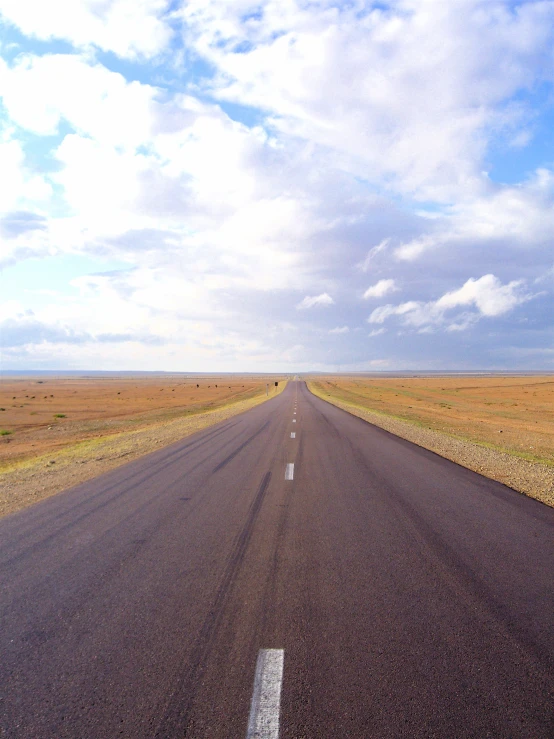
[2,381,553,738]
[0,375,285,517]
[311,375,554,464]
[0,375,281,470]
[309,374,554,506]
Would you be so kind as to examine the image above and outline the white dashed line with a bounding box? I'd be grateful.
[291,432,296,439]
[285,463,294,480]
[292,419,296,423]
[246,649,284,739]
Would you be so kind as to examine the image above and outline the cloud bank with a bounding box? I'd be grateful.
[1,0,553,370]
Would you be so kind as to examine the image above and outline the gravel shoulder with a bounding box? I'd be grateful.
[0,383,286,519]
[308,382,554,508]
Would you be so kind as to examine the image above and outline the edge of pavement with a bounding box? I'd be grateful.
[0,381,288,519]
[307,381,554,508]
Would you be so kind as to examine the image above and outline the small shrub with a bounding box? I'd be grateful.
[54,414,66,418]
[0,430,12,436]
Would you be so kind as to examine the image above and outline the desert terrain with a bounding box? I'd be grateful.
[309,375,554,506]
[0,375,283,469]
[0,374,285,517]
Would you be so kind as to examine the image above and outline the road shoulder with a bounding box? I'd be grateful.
[308,382,553,508]
[0,383,287,519]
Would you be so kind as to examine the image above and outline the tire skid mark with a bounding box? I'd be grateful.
[212,421,271,473]
[1,422,242,566]
[349,442,554,677]
[312,383,554,679]
[2,442,253,614]
[154,471,272,738]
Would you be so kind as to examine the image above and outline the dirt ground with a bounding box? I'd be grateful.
[0,375,282,471]
[309,375,554,507]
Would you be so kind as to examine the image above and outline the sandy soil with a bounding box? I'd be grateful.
[0,376,286,518]
[309,376,554,507]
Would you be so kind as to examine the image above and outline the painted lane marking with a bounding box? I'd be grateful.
[246,649,284,739]
[285,463,294,480]
[292,419,296,423]
[291,432,296,439]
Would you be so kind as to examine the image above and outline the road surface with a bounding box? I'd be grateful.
[1,381,553,737]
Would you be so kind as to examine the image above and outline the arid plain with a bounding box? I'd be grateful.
[0,375,285,517]
[2,373,553,515]
[309,375,554,506]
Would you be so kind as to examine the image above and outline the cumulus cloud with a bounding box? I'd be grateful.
[329,326,349,334]
[368,275,531,330]
[0,0,173,59]
[435,275,526,317]
[296,293,335,309]
[0,54,159,144]
[363,279,398,299]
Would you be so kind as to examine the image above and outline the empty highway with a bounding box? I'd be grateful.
[1,380,553,738]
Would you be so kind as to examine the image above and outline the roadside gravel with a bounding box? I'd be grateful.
[0,384,285,519]
[309,384,554,508]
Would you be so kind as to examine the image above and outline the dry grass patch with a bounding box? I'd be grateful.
[0,376,282,470]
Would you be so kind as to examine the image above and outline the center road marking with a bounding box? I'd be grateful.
[246,649,284,739]
[285,463,294,480]
[292,419,296,423]
[290,432,296,439]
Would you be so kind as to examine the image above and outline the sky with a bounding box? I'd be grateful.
[0,0,553,372]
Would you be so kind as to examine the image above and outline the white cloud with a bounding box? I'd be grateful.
[358,238,391,272]
[296,292,335,309]
[1,3,553,371]
[435,275,525,317]
[182,0,554,201]
[0,0,173,59]
[368,275,530,330]
[363,278,398,299]
[0,54,158,146]
[395,168,554,261]
[368,301,420,325]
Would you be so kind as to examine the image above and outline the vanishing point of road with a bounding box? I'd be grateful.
[1,381,553,738]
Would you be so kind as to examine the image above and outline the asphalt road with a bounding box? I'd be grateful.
[1,380,553,738]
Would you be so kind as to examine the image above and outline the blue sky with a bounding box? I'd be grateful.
[0,0,553,371]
